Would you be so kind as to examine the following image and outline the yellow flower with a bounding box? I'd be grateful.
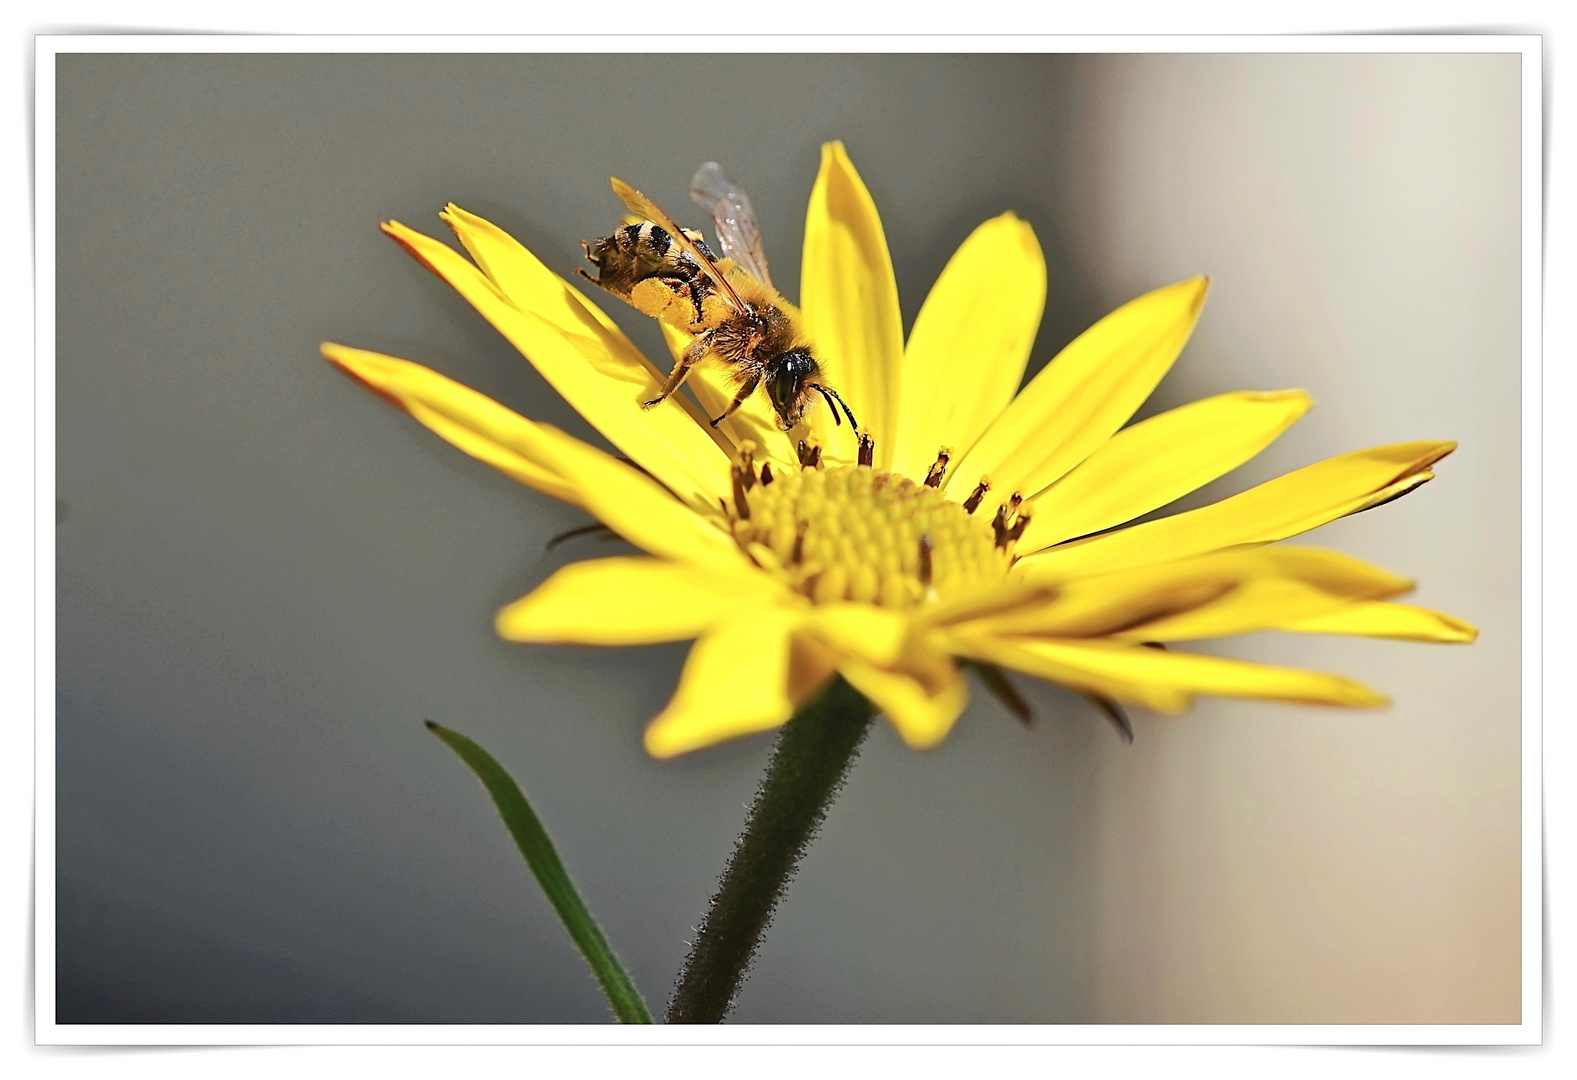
[323,141,1476,759]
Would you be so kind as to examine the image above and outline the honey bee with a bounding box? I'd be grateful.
[576,163,858,433]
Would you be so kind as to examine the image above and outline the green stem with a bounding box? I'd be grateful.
[665,675,877,1023]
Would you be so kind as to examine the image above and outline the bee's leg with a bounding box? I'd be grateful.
[685,279,711,326]
[811,384,860,431]
[709,376,761,428]
[642,330,713,410]
[574,265,619,297]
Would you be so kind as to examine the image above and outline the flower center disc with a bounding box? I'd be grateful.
[732,465,1011,608]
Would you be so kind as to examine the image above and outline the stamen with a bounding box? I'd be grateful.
[963,480,989,514]
[991,503,1011,547]
[924,449,950,488]
[738,442,757,491]
[731,468,752,520]
[1005,510,1031,545]
[857,432,875,467]
[797,439,822,469]
[760,462,774,486]
[727,465,1018,608]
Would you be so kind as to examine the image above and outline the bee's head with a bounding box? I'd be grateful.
[767,349,818,430]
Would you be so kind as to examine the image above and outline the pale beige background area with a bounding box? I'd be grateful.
[1059,56,1521,1023]
[55,52,1519,1024]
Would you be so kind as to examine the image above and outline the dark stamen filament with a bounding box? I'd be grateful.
[857,432,875,467]
[731,468,752,520]
[760,462,774,486]
[738,446,757,491]
[918,534,933,586]
[924,450,950,489]
[1005,512,1031,545]
[963,481,989,514]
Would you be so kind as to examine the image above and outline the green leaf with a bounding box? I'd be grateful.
[426,721,654,1024]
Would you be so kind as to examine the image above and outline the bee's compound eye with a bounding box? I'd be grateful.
[768,349,815,423]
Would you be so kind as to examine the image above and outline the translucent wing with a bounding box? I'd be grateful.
[689,161,772,287]
[609,177,744,312]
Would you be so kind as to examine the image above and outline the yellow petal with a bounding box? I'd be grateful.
[1018,441,1455,581]
[948,636,1387,712]
[1278,601,1479,643]
[383,212,732,510]
[323,344,581,506]
[839,654,969,750]
[495,556,785,645]
[659,321,797,471]
[802,602,911,667]
[1110,577,1362,642]
[644,606,805,758]
[890,213,1046,480]
[524,424,755,572]
[948,277,1210,503]
[946,633,1189,712]
[985,546,1412,640]
[800,141,903,467]
[1020,390,1313,550]
[787,633,841,708]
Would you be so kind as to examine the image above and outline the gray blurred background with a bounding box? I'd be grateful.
[54,52,1520,1024]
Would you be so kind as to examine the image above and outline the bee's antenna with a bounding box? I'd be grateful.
[812,385,859,431]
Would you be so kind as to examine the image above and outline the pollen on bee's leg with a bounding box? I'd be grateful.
[924,449,950,488]
[857,432,875,468]
[963,480,990,514]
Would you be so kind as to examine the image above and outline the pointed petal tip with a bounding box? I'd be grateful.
[1344,684,1391,708]
[319,344,412,414]
[642,715,783,760]
[642,724,682,760]
[895,726,951,752]
[1187,275,1211,312]
[492,603,523,641]
[1434,614,1479,643]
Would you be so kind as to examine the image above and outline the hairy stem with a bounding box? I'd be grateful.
[665,675,877,1023]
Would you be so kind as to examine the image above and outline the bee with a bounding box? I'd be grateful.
[577,221,721,330]
[576,163,859,433]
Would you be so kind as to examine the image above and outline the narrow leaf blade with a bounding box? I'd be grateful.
[426,721,654,1023]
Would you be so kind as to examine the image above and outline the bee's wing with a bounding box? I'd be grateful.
[610,177,745,312]
[689,162,772,288]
